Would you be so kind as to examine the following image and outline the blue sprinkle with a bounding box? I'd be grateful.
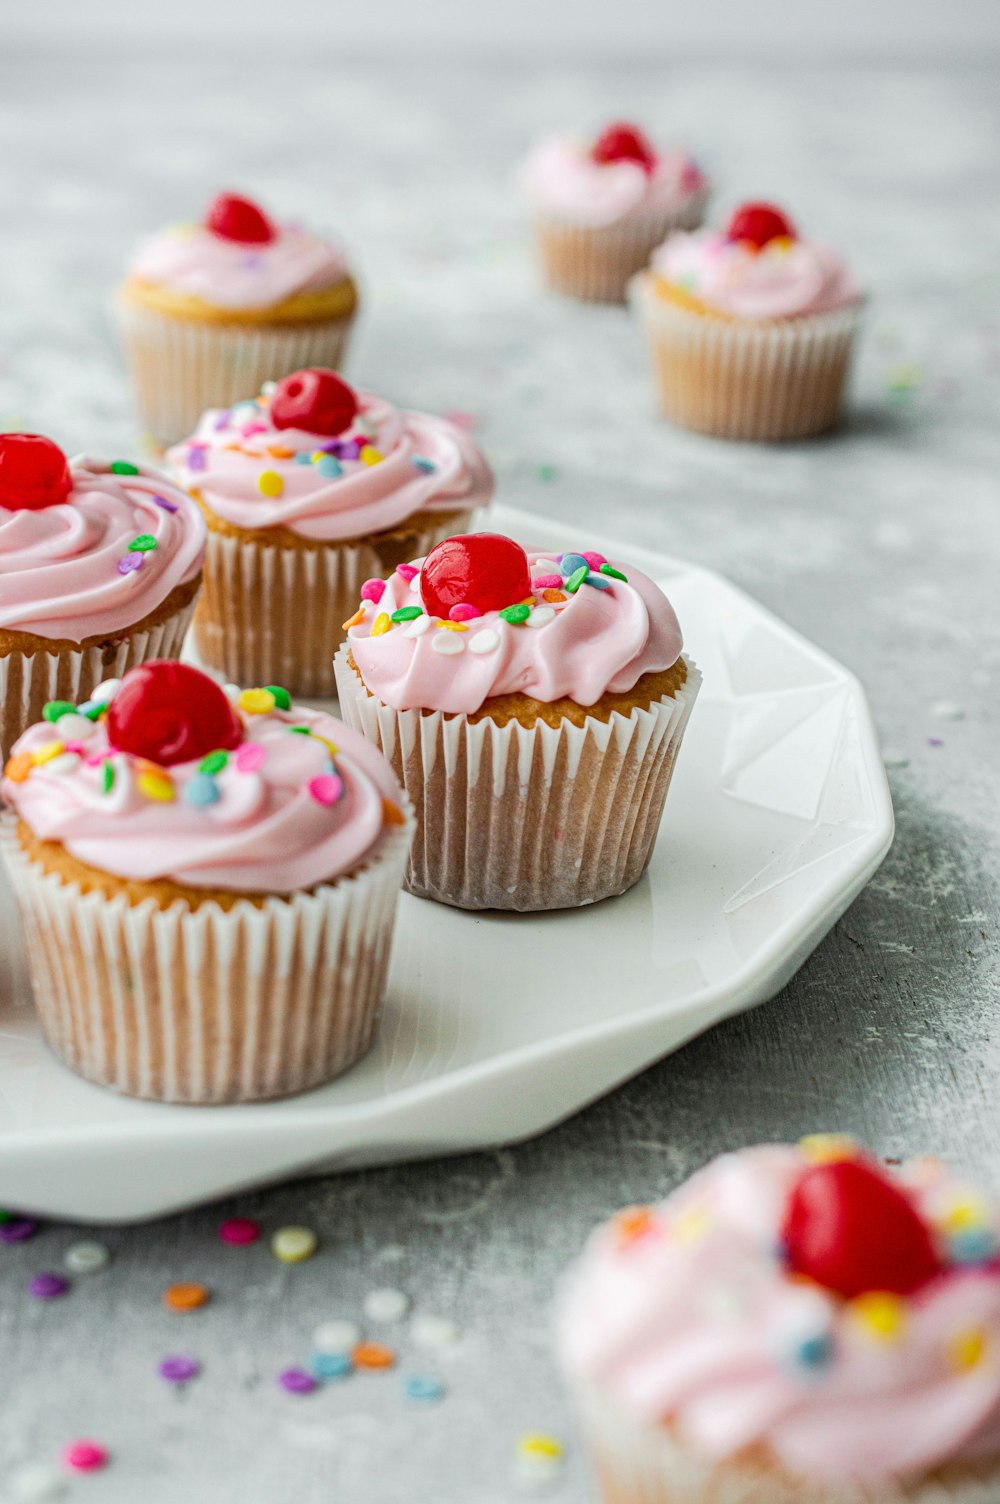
[795,1333,834,1370]
[411,457,437,474]
[230,401,260,426]
[950,1228,999,1265]
[294,451,314,465]
[582,572,612,590]
[316,455,343,480]
[403,1374,445,1403]
[310,1351,352,1381]
[559,553,588,579]
[184,773,220,808]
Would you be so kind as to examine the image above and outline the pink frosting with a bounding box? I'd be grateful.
[127,221,350,310]
[558,1144,1000,1485]
[520,135,707,227]
[346,549,683,714]
[3,694,403,893]
[167,390,494,543]
[0,457,205,640]
[651,229,859,318]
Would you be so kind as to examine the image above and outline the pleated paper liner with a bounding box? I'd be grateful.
[1,810,414,1105]
[192,507,473,699]
[573,1384,1000,1504]
[631,273,865,440]
[533,190,707,304]
[0,577,199,758]
[334,647,701,912]
[117,296,356,448]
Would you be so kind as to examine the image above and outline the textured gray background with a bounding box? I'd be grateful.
[1,35,1000,1504]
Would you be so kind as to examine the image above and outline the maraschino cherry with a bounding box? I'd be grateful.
[205,192,276,246]
[725,202,797,251]
[269,369,359,437]
[0,433,72,512]
[591,122,658,175]
[107,662,243,768]
[420,535,532,619]
[782,1156,940,1298]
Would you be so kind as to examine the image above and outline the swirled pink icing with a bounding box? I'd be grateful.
[0,458,205,640]
[3,694,404,893]
[520,135,707,227]
[651,229,859,319]
[167,390,494,543]
[558,1143,1000,1485]
[346,549,683,714]
[127,220,351,310]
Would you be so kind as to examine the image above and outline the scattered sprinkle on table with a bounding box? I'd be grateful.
[310,1351,352,1381]
[163,1281,210,1312]
[271,1226,318,1264]
[28,1272,69,1300]
[403,1374,446,1403]
[313,1318,361,1353]
[218,1217,260,1246]
[363,1287,410,1323]
[278,1367,318,1395]
[411,1314,461,1349]
[351,1341,396,1372]
[158,1354,201,1384]
[0,1217,37,1243]
[61,1441,109,1474]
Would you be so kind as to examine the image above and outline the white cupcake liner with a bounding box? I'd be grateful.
[116,295,357,447]
[573,1383,1000,1504]
[0,811,414,1105]
[334,646,700,911]
[533,189,708,303]
[1,588,197,758]
[630,273,865,440]
[194,510,473,699]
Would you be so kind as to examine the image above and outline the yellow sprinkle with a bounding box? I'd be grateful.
[371,612,392,637]
[32,740,66,766]
[673,1206,711,1244]
[849,1292,907,1342]
[137,770,174,803]
[311,734,339,758]
[311,451,325,462]
[437,620,468,632]
[517,1434,563,1462]
[799,1133,859,1166]
[768,235,796,253]
[359,445,383,466]
[342,607,365,630]
[939,1197,992,1234]
[258,470,284,498]
[239,688,276,715]
[271,1225,318,1264]
[949,1327,987,1372]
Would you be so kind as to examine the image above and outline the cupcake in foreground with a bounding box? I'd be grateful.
[119,191,359,446]
[558,1137,1000,1504]
[0,434,205,755]
[631,200,864,441]
[1,661,414,1104]
[334,532,699,911]
[520,122,707,303]
[169,368,494,697]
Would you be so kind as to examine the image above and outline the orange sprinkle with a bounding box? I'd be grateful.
[267,445,295,459]
[382,799,406,826]
[3,751,34,784]
[352,1342,396,1372]
[342,607,365,630]
[542,589,566,603]
[163,1281,210,1313]
[614,1205,654,1246]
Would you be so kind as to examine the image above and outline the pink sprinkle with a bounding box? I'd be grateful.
[360,578,385,604]
[582,552,607,570]
[308,774,344,807]
[235,741,267,773]
[219,1217,260,1246]
[449,603,480,622]
[63,1441,109,1473]
[444,410,477,429]
[531,573,562,590]
[63,742,86,755]
[242,422,267,437]
[396,563,419,583]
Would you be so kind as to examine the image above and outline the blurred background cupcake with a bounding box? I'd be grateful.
[118,191,359,448]
[631,200,864,440]
[520,121,708,303]
[169,368,494,697]
[0,433,205,753]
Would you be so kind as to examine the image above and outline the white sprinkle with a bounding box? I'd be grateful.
[404,615,432,638]
[931,700,965,721]
[363,1287,410,1323]
[261,379,277,396]
[468,629,500,655]
[54,713,93,739]
[45,753,82,776]
[64,1240,110,1275]
[7,1464,66,1502]
[882,747,910,768]
[533,559,559,573]
[431,631,465,655]
[90,678,121,705]
[223,682,242,703]
[524,606,555,629]
[313,1318,361,1354]
[411,1314,461,1349]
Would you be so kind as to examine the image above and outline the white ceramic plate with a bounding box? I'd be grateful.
[0,506,893,1223]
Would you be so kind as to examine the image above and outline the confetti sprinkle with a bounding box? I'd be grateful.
[371,612,392,637]
[352,1341,396,1372]
[199,751,229,775]
[403,1374,445,1402]
[396,563,419,584]
[931,701,965,721]
[525,606,556,628]
[163,1282,210,1313]
[235,742,267,773]
[404,616,431,638]
[536,463,558,482]
[278,1367,318,1395]
[500,604,531,625]
[559,553,588,578]
[582,572,612,590]
[61,1442,109,1474]
[468,629,500,655]
[28,1272,69,1300]
[310,1351,352,1381]
[794,1332,834,1369]
[948,1327,987,1372]
[271,1226,318,1264]
[184,773,220,807]
[316,455,343,479]
[186,446,208,472]
[600,564,629,582]
[313,1319,361,1354]
[308,773,344,807]
[531,574,562,590]
[117,553,144,575]
[137,769,174,803]
[153,493,178,513]
[581,552,607,570]
[391,606,423,623]
[159,1355,201,1384]
[564,565,589,594]
[0,1218,37,1243]
[359,445,383,466]
[110,461,139,477]
[363,1288,410,1323]
[411,457,437,473]
[542,588,566,603]
[849,1292,907,1342]
[239,688,276,715]
[128,534,157,554]
[342,608,365,630]
[361,578,386,604]
[219,1218,260,1246]
[42,700,76,724]
[258,470,284,498]
[431,631,464,655]
[449,603,480,622]
[411,1314,461,1349]
[63,1241,110,1275]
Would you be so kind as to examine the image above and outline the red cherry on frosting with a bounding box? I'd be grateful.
[782,1157,941,1299]
[269,368,359,437]
[591,122,658,174]
[725,202,797,250]
[420,534,533,619]
[0,433,72,512]
[205,192,276,246]
[106,662,244,768]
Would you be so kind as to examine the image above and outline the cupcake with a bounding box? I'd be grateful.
[169,367,494,698]
[558,1137,1000,1504]
[118,192,359,447]
[0,434,205,756]
[0,660,414,1104]
[631,200,864,440]
[333,532,699,911]
[520,122,708,303]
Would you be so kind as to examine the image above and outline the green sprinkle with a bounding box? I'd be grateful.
[288,725,312,736]
[0,1210,11,1225]
[101,761,115,795]
[128,534,158,553]
[199,750,229,775]
[265,685,291,711]
[600,564,629,582]
[110,460,140,476]
[43,699,77,724]
[391,606,423,623]
[82,701,104,721]
[565,565,589,594]
[536,463,559,483]
[499,603,531,625]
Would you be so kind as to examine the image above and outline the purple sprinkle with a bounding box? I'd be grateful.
[339,439,363,461]
[29,1272,68,1300]
[213,412,231,431]
[153,493,179,513]
[117,553,144,575]
[928,737,944,747]
[240,253,264,270]
[278,1367,317,1395]
[319,439,345,455]
[186,446,208,473]
[0,1218,37,1243]
[159,1354,201,1384]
